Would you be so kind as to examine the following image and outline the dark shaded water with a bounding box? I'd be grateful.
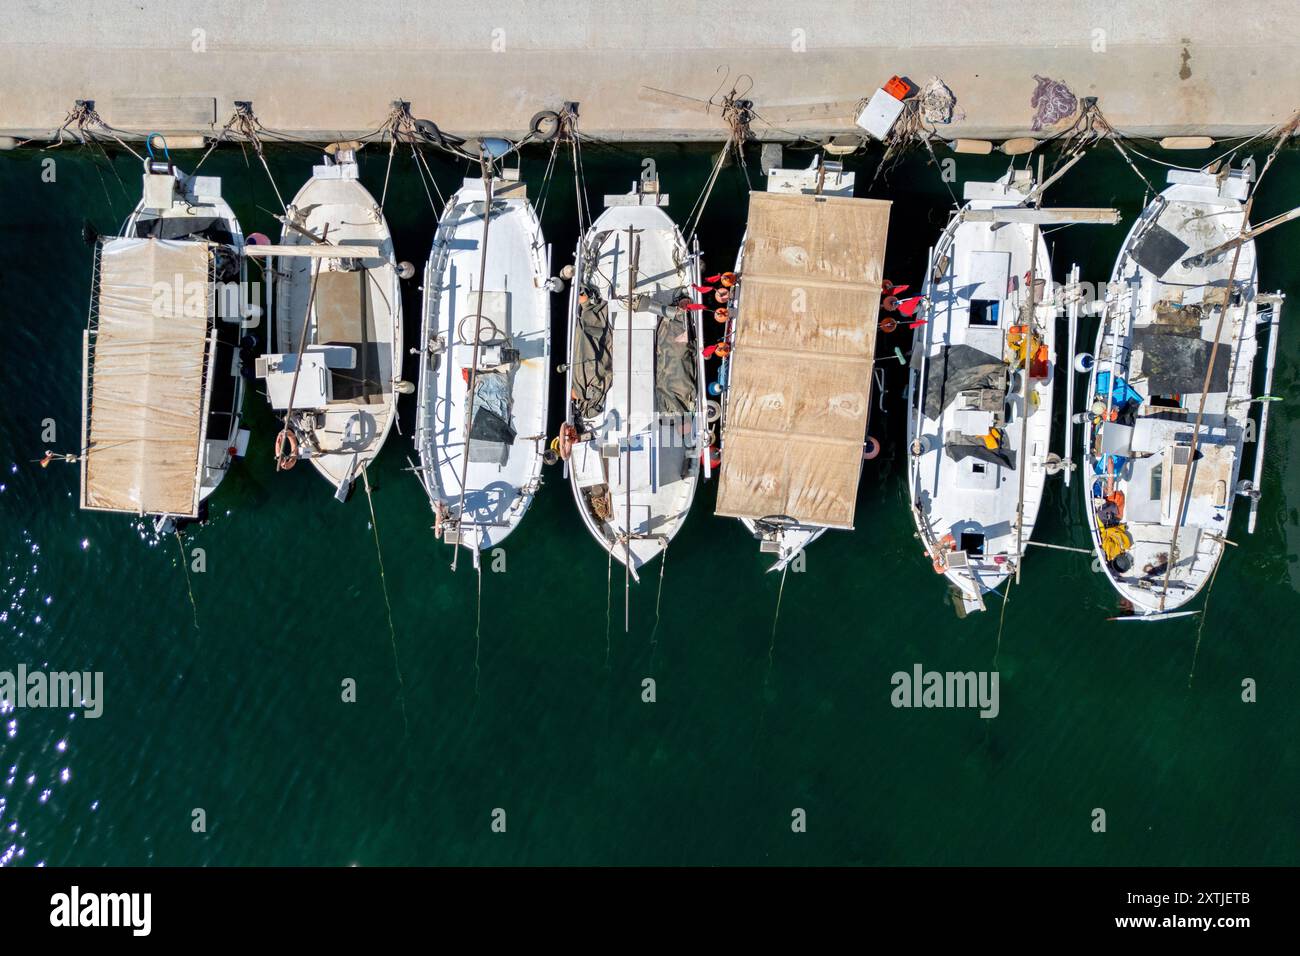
[1,133,1297,865]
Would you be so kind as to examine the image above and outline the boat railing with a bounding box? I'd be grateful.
[82,241,107,445]
[907,244,937,512]
[1247,293,1284,533]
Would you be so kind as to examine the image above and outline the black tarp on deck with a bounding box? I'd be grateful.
[571,298,613,418]
[1134,325,1230,395]
[922,344,1007,421]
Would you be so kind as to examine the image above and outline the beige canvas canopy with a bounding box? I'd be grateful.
[81,237,214,517]
[714,192,891,529]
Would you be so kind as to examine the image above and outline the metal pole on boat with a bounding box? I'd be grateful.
[1063,263,1080,486]
[1012,157,1043,584]
[1159,201,1253,610]
[1248,295,1284,534]
[451,157,497,571]
[623,225,640,633]
[278,223,330,470]
[1181,203,1300,269]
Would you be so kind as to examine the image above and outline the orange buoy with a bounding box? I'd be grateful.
[713,307,729,323]
[274,428,299,470]
[880,317,898,334]
[863,436,881,460]
[715,342,732,359]
[557,423,578,460]
[714,287,731,304]
[883,295,900,312]
[719,272,738,288]
[702,445,722,469]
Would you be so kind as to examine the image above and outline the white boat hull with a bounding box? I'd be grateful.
[123,164,247,513]
[415,178,551,554]
[907,177,1057,612]
[269,155,402,497]
[1082,169,1258,614]
[564,190,704,574]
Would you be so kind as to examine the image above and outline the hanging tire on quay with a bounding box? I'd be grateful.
[528,110,562,142]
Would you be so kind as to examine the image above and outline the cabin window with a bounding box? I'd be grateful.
[1149,462,1162,501]
[959,532,986,556]
[969,299,1000,327]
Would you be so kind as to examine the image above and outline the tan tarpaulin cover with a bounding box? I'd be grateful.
[82,238,212,516]
[714,192,890,528]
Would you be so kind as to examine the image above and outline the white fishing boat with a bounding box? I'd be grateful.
[415,169,551,565]
[714,157,891,572]
[80,156,250,524]
[908,168,1117,614]
[251,143,403,500]
[1082,163,1285,616]
[562,179,707,584]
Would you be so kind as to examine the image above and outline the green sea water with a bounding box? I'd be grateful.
[1,134,1297,866]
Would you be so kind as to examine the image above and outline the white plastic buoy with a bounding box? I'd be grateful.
[397,261,415,280]
[545,276,565,293]
[910,435,933,457]
[1074,352,1094,374]
[559,264,575,280]
[395,380,415,395]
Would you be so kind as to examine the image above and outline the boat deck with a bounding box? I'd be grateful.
[1085,174,1258,612]
[417,179,550,551]
[274,168,400,491]
[911,187,1056,606]
[568,202,700,573]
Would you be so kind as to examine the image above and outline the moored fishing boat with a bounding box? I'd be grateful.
[80,153,250,527]
[1082,162,1286,616]
[251,143,403,500]
[713,156,891,572]
[907,167,1117,613]
[561,178,707,595]
[415,165,552,566]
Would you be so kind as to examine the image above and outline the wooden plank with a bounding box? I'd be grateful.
[964,207,1121,224]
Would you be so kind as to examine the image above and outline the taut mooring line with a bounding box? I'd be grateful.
[474,560,483,698]
[362,465,409,738]
[173,528,200,637]
[1187,557,1223,690]
[604,546,613,670]
[764,565,789,691]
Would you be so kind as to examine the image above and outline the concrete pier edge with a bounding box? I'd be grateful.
[2,1,1299,145]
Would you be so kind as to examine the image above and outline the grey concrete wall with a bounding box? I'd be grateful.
[1,0,1297,142]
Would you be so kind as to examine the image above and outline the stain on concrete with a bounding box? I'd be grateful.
[1180,41,1193,81]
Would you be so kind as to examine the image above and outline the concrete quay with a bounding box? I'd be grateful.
[1,1,1297,144]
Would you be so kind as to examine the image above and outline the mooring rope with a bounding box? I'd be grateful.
[604,546,613,669]
[1187,554,1223,689]
[172,528,200,636]
[649,541,669,662]
[362,465,409,738]
[994,576,1012,668]
[474,559,483,698]
[764,565,789,691]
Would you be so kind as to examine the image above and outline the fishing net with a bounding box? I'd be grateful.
[467,370,516,463]
[917,77,965,126]
[654,308,698,416]
[1030,75,1078,131]
[571,298,613,418]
